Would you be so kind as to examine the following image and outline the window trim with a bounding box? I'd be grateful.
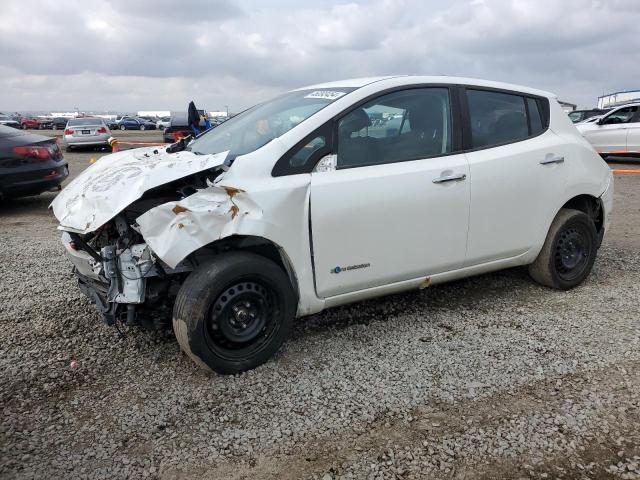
[460,85,551,153]
[272,123,334,176]
[333,84,462,171]
[271,83,552,176]
[272,83,464,176]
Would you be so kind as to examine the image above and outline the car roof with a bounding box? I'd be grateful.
[294,75,556,99]
[608,102,640,110]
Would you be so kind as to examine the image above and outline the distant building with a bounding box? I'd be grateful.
[138,110,230,118]
[597,90,640,109]
[137,111,171,118]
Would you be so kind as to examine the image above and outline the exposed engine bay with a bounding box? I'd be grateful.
[63,166,225,328]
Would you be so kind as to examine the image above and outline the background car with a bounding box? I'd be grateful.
[162,113,212,142]
[116,116,157,131]
[51,117,69,130]
[156,117,171,130]
[576,102,640,156]
[62,118,111,151]
[0,114,21,129]
[37,117,54,129]
[0,125,68,199]
[568,109,607,123]
[20,117,41,129]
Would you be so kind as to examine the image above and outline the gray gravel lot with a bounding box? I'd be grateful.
[1,132,639,479]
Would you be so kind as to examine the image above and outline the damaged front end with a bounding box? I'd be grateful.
[62,218,189,328]
[52,146,233,328]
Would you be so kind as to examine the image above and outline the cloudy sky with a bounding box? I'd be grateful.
[0,0,638,113]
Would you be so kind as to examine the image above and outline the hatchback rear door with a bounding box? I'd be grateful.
[462,88,568,266]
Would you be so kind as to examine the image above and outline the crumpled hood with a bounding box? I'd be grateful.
[51,146,228,234]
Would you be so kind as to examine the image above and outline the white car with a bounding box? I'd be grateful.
[576,102,640,156]
[62,117,112,151]
[51,76,613,374]
[156,117,171,130]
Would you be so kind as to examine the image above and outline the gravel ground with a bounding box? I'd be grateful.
[1,137,639,479]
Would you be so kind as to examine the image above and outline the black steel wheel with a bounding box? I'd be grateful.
[206,281,280,355]
[173,252,296,374]
[529,208,599,289]
[553,224,592,282]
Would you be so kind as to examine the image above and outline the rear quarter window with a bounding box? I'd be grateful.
[466,88,549,149]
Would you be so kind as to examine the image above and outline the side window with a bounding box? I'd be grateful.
[336,88,451,168]
[467,89,528,148]
[527,97,544,135]
[602,106,638,125]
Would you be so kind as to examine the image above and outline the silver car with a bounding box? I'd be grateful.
[62,118,111,151]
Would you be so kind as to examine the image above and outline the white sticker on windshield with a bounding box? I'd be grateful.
[304,90,347,101]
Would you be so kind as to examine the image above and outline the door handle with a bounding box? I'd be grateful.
[432,173,467,184]
[540,154,565,165]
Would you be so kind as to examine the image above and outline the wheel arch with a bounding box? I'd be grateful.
[192,235,301,302]
[560,194,604,235]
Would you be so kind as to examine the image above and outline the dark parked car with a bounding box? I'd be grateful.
[568,109,609,123]
[116,116,157,131]
[0,125,68,199]
[51,117,69,130]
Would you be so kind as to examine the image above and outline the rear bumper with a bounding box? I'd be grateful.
[600,172,614,238]
[63,133,111,146]
[0,163,68,198]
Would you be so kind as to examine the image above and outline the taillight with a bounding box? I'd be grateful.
[14,145,51,160]
[97,127,108,133]
[64,128,74,135]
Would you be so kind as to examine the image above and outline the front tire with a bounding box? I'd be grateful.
[528,208,598,290]
[119,125,125,131]
[173,252,296,374]
[140,124,146,131]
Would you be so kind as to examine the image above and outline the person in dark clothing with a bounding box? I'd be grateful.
[188,101,200,136]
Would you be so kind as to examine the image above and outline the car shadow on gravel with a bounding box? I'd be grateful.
[0,192,58,217]
[292,266,533,338]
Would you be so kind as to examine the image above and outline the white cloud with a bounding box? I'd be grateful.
[0,0,638,111]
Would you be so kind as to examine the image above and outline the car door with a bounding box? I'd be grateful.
[463,89,568,265]
[584,106,638,153]
[625,108,640,153]
[309,87,470,298]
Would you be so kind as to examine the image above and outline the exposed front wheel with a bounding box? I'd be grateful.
[528,208,598,290]
[119,125,125,130]
[173,252,296,374]
[140,125,146,131]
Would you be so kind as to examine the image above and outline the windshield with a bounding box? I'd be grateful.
[187,88,356,156]
[568,112,583,122]
[68,118,104,126]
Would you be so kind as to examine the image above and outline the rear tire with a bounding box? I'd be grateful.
[528,208,598,290]
[173,252,296,374]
